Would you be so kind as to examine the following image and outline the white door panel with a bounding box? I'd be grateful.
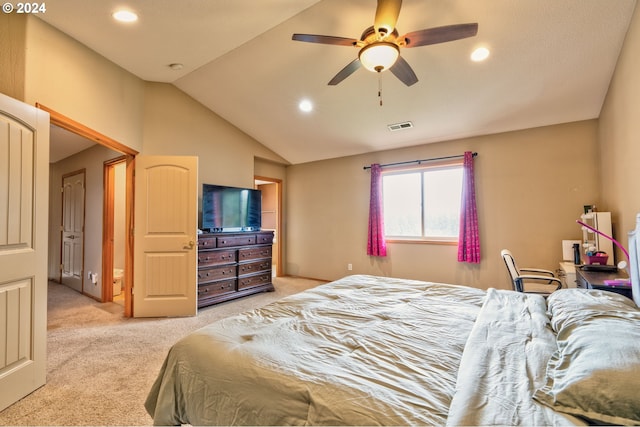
[0,93,49,411]
[61,172,85,292]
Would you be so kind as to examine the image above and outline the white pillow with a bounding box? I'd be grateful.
[534,289,640,425]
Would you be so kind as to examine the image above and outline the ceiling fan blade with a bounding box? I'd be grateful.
[402,23,478,47]
[328,59,362,85]
[390,56,418,86]
[292,34,357,46]
[374,0,402,37]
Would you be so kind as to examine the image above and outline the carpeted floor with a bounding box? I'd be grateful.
[0,276,326,426]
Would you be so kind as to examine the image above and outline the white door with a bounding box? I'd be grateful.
[0,94,49,411]
[133,156,198,317]
[60,171,85,292]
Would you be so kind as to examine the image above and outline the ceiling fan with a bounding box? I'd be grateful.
[292,0,478,86]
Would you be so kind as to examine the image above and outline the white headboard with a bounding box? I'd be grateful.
[628,213,640,307]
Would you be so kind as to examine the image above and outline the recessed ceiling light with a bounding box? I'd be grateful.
[298,99,313,113]
[471,47,490,62]
[112,9,138,23]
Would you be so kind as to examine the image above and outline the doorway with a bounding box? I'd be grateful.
[102,158,127,304]
[255,176,282,277]
[39,104,138,317]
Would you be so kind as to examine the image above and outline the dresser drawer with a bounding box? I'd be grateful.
[238,272,272,290]
[198,265,236,284]
[238,259,271,277]
[197,237,216,250]
[238,246,272,262]
[198,249,236,267]
[256,233,274,245]
[217,235,256,248]
[198,279,236,299]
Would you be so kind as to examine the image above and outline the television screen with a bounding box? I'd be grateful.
[202,184,261,232]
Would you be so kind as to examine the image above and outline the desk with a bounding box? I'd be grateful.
[575,267,632,299]
[558,262,577,288]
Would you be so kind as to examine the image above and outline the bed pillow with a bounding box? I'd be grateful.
[534,289,640,425]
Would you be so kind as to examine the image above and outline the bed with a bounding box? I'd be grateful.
[145,274,640,425]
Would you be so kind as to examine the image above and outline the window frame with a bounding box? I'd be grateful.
[381,159,463,245]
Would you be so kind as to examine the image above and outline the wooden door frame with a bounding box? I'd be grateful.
[59,169,86,293]
[37,104,138,317]
[102,156,127,303]
[254,176,283,277]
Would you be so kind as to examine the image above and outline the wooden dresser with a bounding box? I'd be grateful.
[197,231,274,308]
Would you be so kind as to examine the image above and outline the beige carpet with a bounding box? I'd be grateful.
[0,276,326,426]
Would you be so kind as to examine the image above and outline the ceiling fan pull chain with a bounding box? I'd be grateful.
[378,72,383,106]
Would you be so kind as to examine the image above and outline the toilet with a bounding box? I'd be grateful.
[113,268,124,296]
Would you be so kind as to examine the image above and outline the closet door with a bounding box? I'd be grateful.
[60,170,85,292]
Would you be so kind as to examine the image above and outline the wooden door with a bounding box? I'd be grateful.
[133,156,198,317]
[0,93,49,411]
[60,171,85,292]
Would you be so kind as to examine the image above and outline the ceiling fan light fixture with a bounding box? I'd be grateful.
[359,42,399,73]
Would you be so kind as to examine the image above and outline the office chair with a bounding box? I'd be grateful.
[501,249,563,295]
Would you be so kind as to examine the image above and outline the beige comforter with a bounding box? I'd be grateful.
[145,275,485,425]
[446,288,583,426]
[147,275,609,425]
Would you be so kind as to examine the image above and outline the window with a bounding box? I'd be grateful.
[382,163,463,242]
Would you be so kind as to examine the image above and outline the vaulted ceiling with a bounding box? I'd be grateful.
[39,0,637,164]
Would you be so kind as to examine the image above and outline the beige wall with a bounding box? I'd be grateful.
[599,2,640,252]
[0,14,26,101]
[113,162,126,272]
[141,82,289,226]
[286,120,600,288]
[255,157,288,182]
[141,82,287,186]
[23,16,145,153]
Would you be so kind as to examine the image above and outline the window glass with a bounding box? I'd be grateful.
[382,173,422,236]
[382,165,463,240]
[423,168,463,237]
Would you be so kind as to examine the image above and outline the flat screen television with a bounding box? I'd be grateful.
[201,184,261,232]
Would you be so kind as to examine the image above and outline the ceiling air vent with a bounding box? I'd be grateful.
[388,121,413,132]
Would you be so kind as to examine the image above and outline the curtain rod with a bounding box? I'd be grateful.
[363,152,477,170]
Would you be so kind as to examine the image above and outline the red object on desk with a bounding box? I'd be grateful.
[586,253,609,265]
